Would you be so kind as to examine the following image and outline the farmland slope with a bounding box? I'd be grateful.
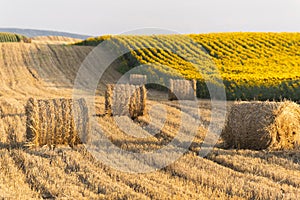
[77,33,300,100]
[0,35,298,199]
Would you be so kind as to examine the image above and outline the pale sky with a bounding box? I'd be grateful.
[1,0,299,36]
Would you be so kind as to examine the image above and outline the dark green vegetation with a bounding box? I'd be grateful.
[0,32,31,43]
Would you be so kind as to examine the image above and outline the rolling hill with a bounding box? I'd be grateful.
[0,34,298,199]
[0,28,91,39]
[0,32,30,43]
[76,33,300,100]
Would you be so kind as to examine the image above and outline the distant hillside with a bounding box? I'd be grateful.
[0,28,91,39]
[0,32,30,43]
[31,36,82,44]
[0,41,122,97]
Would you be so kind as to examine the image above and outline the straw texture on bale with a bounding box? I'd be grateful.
[129,74,147,85]
[168,79,197,100]
[25,98,89,148]
[105,84,147,119]
[222,101,300,150]
[105,84,113,115]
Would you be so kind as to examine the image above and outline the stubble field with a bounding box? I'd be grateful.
[0,37,299,199]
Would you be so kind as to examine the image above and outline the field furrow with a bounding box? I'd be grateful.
[59,148,150,199]
[166,153,300,199]
[0,149,40,199]
[207,151,300,188]
[75,147,231,200]
[10,149,102,199]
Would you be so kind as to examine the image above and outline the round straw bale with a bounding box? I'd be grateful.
[74,98,90,143]
[222,101,300,150]
[25,98,89,148]
[140,85,147,115]
[192,79,197,97]
[105,84,114,115]
[168,79,197,101]
[129,87,138,119]
[45,99,54,148]
[61,99,71,145]
[38,100,47,146]
[53,99,62,147]
[68,99,81,147]
[25,98,39,146]
[168,79,177,100]
[130,74,147,85]
[105,84,147,119]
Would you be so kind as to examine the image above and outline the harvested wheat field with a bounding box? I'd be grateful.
[31,36,82,45]
[0,37,299,200]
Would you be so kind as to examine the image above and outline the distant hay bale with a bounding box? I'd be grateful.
[168,79,197,100]
[25,98,89,148]
[191,79,197,96]
[222,101,300,150]
[105,84,147,119]
[129,74,147,85]
[140,85,147,115]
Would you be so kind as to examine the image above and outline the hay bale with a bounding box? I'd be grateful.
[191,79,197,97]
[25,98,89,148]
[140,85,147,115]
[25,98,39,147]
[73,98,89,144]
[60,99,71,146]
[168,79,176,101]
[53,99,63,145]
[38,100,47,146]
[105,84,114,115]
[105,84,147,119]
[222,101,300,150]
[129,85,139,119]
[129,74,147,85]
[168,79,197,100]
